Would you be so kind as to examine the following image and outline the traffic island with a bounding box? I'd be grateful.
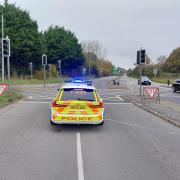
[122,94,180,128]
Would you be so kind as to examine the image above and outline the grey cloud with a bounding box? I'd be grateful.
[8,0,180,69]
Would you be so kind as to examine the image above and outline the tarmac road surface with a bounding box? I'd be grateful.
[0,76,180,180]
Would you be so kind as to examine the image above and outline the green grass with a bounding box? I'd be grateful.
[0,78,64,85]
[0,90,23,107]
[152,77,178,84]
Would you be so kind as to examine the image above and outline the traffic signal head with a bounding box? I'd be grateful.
[140,50,146,64]
[2,38,10,57]
[42,54,47,65]
[137,49,146,64]
[137,51,140,64]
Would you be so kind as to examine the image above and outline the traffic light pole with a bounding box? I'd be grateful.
[43,65,46,88]
[58,60,61,83]
[29,62,33,80]
[139,48,142,97]
[139,65,142,97]
[49,64,51,80]
[7,56,10,84]
[42,54,47,88]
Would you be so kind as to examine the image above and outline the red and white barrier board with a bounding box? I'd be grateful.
[0,84,8,96]
[143,87,159,99]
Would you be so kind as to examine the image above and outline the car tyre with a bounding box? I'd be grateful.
[173,87,177,92]
[50,120,56,126]
[98,121,104,126]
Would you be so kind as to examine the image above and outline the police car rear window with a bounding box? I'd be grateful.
[60,88,96,101]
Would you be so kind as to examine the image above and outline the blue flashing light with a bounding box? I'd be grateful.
[74,79,84,83]
[74,79,93,86]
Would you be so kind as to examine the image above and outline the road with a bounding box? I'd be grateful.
[0,77,180,180]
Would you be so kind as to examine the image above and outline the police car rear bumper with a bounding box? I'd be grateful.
[50,114,104,125]
[50,120,104,125]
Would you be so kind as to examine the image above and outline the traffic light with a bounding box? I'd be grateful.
[137,49,146,64]
[137,51,140,64]
[42,54,47,65]
[140,49,146,64]
[2,38,10,57]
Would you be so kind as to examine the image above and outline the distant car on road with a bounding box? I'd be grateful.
[172,79,180,92]
[138,76,151,85]
[50,80,104,126]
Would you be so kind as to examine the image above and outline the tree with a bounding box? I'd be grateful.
[81,40,112,77]
[44,26,83,76]
[44,26,83,63]
[156,55,166,64]
[162,48,180,73]
[0,2,45,76]
[81,40,106,59]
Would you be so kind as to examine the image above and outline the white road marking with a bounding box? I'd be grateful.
[77,132,84,180]
[105,102,132,105]
[19,101,50,104]
[106,118,175,136]
[115,95,124,101]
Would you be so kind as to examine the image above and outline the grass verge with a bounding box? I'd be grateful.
[0,78,63,85]
[0,90,23,108]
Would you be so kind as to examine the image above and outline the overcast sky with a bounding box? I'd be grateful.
[6,0,180,69]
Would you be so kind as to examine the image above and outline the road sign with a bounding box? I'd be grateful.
[153,68,158,75]
[0,84,8,96]
[144,87,158,99]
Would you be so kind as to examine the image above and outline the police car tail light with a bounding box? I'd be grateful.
[89,101,104,108]
[52,101,68,107]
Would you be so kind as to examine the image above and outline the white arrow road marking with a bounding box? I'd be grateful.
[77,132,84,180]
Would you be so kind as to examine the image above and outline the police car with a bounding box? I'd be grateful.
[50,80,104,125]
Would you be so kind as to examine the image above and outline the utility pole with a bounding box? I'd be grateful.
[42,54,47,88]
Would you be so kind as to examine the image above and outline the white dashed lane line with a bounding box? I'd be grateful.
[77,132,85,180]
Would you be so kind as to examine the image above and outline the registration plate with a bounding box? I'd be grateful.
[62,116,93,121]
[70,104,85,110]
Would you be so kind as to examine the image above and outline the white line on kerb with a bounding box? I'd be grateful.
[77,132,84,180]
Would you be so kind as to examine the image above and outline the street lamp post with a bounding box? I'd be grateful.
[1,11,16,82]
[1,14,4,82]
